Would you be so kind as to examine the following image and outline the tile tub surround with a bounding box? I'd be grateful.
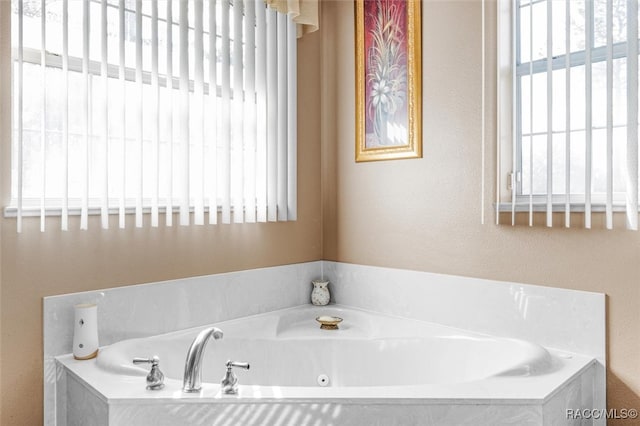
[321,261,606,423]
[45,261,606,425]
[321,262,605,361]
[43,261,323,426]
[55,304,598,426]
[61,357,597,426]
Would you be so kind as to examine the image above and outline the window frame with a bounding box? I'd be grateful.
[498,0,640,211]
[6,11,242,217]
[6,46,223,217]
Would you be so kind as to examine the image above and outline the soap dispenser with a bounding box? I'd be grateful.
[72,303,99,360]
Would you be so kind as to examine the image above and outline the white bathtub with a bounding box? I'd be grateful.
[97,305,555,387]
[57,305,597,426]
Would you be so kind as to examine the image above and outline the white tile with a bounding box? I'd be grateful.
[46,261,605,426]
[108,402,543,426]
[66,374,108,426]
[322,262,605,362]
[322,261,606,423]
[44,261,321,426]
[44,261,321,359]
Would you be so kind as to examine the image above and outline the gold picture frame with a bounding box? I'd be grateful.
[355,0,422,162]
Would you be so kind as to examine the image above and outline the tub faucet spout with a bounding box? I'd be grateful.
[182,326,224,393]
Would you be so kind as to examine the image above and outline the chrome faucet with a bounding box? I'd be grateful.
[182,326,224,393]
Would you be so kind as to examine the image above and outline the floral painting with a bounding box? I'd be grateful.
[356,0,421,162]
[365,0,407,148]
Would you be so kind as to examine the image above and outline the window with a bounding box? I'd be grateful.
[497,0,639,229]
[10,0,297,231]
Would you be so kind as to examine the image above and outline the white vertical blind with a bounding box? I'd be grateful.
[232,0,244,224]
[495,0,640,230]
[62,0,69,231]
[287,17,297,220]
[628,0,639,230]
[165,0,174,227]
[245,0,257,223]
[11,0,298,231]
[585,0,593,229]
[606,0,614,230]
[498,2,516,225]
[100,0,109,229]
[509,0,516,226]
[40,0,46,232]
[221,0,231,224]
[481,0,486,226]
[256,0,268,223]
[118,0,126,229]
[266,8,277,222]
[208,0,218,225]
[135,0,143,227]
[276,13,288,222]
[545,0,552,228]
[179,0,190,226]
[194,0,205,226]
[16,0,24,233]
[528,3,533,227]
[151,0,160,227]
[564,0,571,228]
[81,0,89,230]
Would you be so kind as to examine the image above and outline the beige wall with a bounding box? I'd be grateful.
[320,0,640,421]
[2,0,639,424]
[0,3,323,423]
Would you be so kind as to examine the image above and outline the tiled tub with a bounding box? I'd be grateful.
[57,304,597,426]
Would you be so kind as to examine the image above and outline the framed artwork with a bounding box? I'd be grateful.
[355,0,422,162]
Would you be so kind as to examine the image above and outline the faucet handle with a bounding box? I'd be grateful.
[226,360,250,370]
[133,356,160,366]
[221,360,250,395]
[132,356,165,390]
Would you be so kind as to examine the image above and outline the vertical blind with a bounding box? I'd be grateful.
[494,0,639,230]
[11,0,297,232]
